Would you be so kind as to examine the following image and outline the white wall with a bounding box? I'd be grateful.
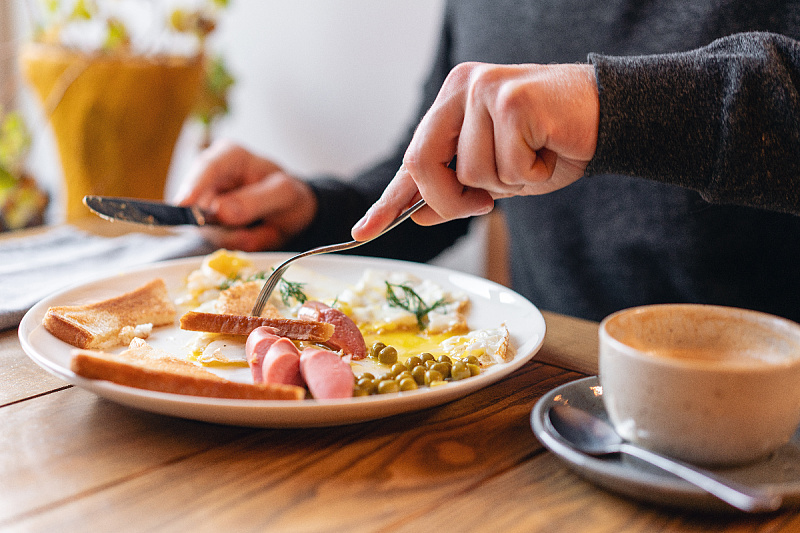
[207,0,445,178]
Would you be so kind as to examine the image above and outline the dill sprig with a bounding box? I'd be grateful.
[278,278,308,306]
[385,281,447,329]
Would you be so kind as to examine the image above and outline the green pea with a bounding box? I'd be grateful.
[431,361,451,379]
[391,362,408,376]
[360,372,375,381]
[399,377,418,391]
[467,363,481,376]
[425,369,444,386]
[352,387,370,397]
[437,354,452,364]
[450,361,470,381]
[395,371,413,382]
[420,352,435,363]
[370,342,386,359]
[406,355,422,369]
[378,346,398,366]
[411,365,426,385]
[424,359,436,369]
[464,355,479,366]
[357,378,377,394]
[377,379,400,394]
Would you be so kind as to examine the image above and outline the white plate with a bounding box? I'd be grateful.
[531,376,800,512]
[19,253,545,427]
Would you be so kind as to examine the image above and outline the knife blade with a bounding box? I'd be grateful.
[83,196,210,226]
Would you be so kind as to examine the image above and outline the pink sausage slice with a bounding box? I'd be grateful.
[261,337,305,388]
[297,300,327,322]
[299,347,354,399]
[299,301,367,360]
[245,326,281,383]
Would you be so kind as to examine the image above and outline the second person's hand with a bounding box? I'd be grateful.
[173,140,318,252]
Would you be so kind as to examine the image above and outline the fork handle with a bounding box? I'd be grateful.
[250,199,426,316]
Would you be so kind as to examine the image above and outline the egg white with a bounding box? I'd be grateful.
[440,325,512,365]
[336,269,469,334]
[189,333,249,367]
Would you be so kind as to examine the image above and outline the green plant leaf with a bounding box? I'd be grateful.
[0,110,31,176]
[68,0,96,21]
[385,282,448,330]
[103,17,131,51]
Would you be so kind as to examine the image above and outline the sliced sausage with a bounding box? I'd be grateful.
[261,338,305,388]
[299,347,354,399]
[245,327,281,383]
[299,301,367,360]
[297,300,326,322]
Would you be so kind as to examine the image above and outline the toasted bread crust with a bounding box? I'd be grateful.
[179,311,334,342]
[43,310,94,348]
[216,281,283,318]
[43,279,176,349]
[71,339,305,400]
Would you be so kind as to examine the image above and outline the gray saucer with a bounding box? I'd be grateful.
[531,376,800,512]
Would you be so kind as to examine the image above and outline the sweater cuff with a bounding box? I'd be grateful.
[585,50,718,194]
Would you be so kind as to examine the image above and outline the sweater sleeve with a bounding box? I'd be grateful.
[586,31,800,215]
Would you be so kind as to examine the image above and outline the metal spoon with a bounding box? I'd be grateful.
[547,403,782,513]
[251,198,426,316]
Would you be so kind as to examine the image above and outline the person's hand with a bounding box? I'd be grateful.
[351,62,599,241]
[173,140,317,252]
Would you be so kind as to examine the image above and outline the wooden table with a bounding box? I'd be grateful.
[2,224,800,532]
[4,313,800,532]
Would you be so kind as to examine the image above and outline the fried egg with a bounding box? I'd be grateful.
[188,333,249,367]
[336,269,469,334]
[440,325,512,365]
[180,249,257,307]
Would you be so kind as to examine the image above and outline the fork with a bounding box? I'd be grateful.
[250,198,427,316]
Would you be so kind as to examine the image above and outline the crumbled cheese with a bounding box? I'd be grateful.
[118,323,153,344]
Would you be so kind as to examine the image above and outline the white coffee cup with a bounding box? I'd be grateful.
[599,304,800,466]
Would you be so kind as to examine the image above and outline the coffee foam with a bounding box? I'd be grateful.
[604,305,800,367]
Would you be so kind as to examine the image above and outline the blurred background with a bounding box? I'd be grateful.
[1,0,489,275]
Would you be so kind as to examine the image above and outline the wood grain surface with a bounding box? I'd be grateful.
[1,227,798,531]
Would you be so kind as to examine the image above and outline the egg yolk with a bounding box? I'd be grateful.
[362,330,455,361]
[206,250,253,278]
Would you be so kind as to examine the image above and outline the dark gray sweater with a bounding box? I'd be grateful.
[288,0,800,322]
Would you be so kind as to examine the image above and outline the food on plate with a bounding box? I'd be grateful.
[441,326,511,365]
[179,310,334,341]
[44,249,515,402]
[299,346,355,399]
[335,269,470,335]
[245,327,355,399]
[43,278,175,349]
[214,280,283,317]
[246,327,304,387]
[182,250,513,398]
[298,301,367,359]
[70,338,305,400]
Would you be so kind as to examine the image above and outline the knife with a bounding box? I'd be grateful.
[83,196,212,226]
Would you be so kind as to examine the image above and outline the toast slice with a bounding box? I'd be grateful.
[180,311,335,342]
[215,281,283,317]
[43,279,176,350]
[71,338,306,400]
